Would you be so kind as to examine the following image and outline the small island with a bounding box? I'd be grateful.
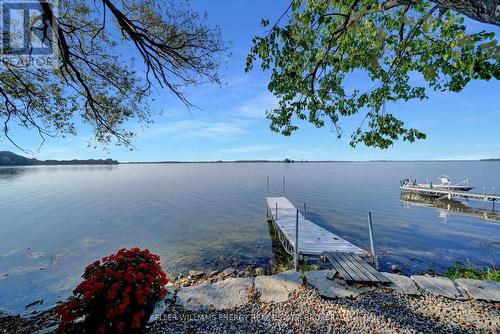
[0,151,119,166]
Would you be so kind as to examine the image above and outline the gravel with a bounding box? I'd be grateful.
[0,310,58,334]
[148,286,500,334]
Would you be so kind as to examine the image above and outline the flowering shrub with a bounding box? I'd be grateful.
[55,248,168,334]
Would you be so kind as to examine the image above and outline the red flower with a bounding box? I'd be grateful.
[106,291,115,301]
[115,321,126,333]
[106,309,115,319]
[131,309,145,329]
[55,248,168,333]
[136,290,145,304]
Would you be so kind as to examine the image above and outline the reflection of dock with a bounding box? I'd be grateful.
[400,185,499,202]
[401,192,500,222]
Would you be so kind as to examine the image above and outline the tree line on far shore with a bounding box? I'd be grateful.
[0,151,119,166]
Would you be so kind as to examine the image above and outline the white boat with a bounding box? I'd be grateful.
[403,175,474,192]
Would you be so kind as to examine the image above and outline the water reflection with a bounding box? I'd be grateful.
[401,192,499,222]
[0,167,31,183]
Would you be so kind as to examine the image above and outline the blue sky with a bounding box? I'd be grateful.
[3,0,500,161]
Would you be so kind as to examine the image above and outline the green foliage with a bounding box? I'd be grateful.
[272,257,320,274]
[0,151,39,166]
[0,151,119,165]
[246,0,499,148]
[443,263,500,282]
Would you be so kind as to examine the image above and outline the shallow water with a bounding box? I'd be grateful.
[0,162,499,314]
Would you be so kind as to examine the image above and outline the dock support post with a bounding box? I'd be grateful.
[493,187,496,212]
[294,209,299,271]
[303,203,307,221]
[275,203,278,220]
[367,211,378,270]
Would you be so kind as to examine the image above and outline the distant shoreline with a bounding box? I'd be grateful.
[1,150,499,166]
[0,151,119,167]
[122,159,500,164]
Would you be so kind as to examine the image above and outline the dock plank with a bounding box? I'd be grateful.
[323,252,355,282]
[341,253,381,282]
[336,253,372,282]
[347,254,390,283]
[323,252,389,284]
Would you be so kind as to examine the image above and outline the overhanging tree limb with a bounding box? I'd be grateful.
[0,0,227,151]
[246,0,499,149]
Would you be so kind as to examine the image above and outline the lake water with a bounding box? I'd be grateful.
[1,162,499,314]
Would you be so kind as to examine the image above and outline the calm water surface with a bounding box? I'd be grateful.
[1,162,499,313]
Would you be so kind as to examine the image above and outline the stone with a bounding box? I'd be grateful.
[255,267,265,276]
[188,270,205,278]
[221,267,237,277]
[176,277,253,311]
[208,270,219,277]
[148,299,167,324]
[33,325,58,334]
[254,270,302,303]
[381,272,421,295]
[455,278,500,302]
[411,275,467,300]
[391,264,401,273]
[305,270,364,299]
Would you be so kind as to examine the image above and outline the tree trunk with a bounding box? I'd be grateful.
[432,0,499,26]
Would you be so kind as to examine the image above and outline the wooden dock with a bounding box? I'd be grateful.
[266,197,390,284]
[266,197,365,257]
[400,186,500,202]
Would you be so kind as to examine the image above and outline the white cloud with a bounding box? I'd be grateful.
[138,119,250,140]
[233,93,277,119]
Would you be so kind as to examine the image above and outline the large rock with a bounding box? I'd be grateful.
[148,299,167,324]
[176,277,253,311]
[188,270,205,278]
[411,275,466,300]
[221,267,237,277]
[455,278,500,302]
[254,270,302,303]
[305,270,363,299]
[255,267,266,276]
[382,272,421,295]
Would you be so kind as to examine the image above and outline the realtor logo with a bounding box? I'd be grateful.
[0,0,58,68]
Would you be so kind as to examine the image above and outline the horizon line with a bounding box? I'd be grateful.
[120,158,500,164]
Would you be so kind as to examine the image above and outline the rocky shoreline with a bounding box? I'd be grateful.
[1,266,499,334]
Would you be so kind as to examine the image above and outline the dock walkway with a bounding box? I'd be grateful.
[400,186,500,202]
[266,197,364,256]
[266,196,390,284]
